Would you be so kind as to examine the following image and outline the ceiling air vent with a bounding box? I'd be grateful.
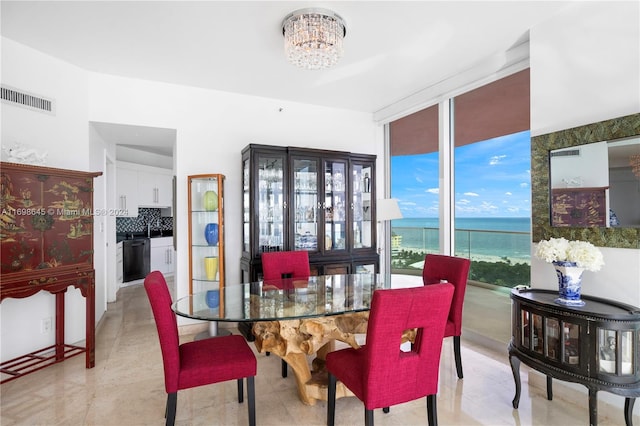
[1,85,55,115]
[550,149,580,157]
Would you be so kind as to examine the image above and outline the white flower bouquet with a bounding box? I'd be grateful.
[535,237,605,272]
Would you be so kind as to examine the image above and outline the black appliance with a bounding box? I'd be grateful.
[122,238,150,282]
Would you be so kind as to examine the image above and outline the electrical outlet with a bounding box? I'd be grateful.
[41,317,52,334]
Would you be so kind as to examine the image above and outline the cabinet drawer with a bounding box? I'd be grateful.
[150,237,173,248]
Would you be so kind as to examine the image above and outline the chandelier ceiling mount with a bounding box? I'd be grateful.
[281,8,347,70]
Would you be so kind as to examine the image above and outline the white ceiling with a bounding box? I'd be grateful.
[1,1,573,156]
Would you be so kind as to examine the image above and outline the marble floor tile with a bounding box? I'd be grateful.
[1,277,638,425]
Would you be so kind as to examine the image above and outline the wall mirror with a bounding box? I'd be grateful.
[532,113,640,249]
[549,136,640,228]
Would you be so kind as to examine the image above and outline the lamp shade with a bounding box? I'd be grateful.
[377,198,403,221]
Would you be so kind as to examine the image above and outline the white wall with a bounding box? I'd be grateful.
[530,2,640,136]
[87,73,383,323]
[529,1,640,308]
[0,38,96,361]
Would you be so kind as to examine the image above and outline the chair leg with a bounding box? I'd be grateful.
[247,376,256,426]
[237,378,244,403]
[327,372,337,426]
[281,359,288,378]
[427,394,438,426]
[165,392,177,426]
[365,408,374,426]
[453,335,463,379]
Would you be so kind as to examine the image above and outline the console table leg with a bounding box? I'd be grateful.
[546,375,553,400]
[588,387,598,426]
[509,353,521,409]
[624,398,635,426]
[55,291,66,361]
[86,276,95,368]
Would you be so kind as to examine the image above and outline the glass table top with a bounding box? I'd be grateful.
[172,273,389,322]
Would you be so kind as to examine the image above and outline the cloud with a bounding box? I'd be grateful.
[489,155,507,165]
[519,182,529,188]
[464,192,479,197]
[480,201,499,211]
[505,191,512,196]
[415,176,423,183]
[400,201,417,206]
[426,188,439,194]
[457,199,471,205]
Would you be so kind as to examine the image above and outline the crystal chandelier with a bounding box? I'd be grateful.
[281,8,346,70]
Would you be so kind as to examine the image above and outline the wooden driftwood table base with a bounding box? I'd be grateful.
[252,312,369,405]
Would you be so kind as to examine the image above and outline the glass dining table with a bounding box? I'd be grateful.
[172,273,391,405]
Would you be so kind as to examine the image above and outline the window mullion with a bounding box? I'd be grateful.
[439,98,454,255]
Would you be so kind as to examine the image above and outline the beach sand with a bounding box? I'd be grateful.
[400,247,531,269]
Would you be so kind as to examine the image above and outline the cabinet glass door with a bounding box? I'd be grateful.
[521,310,530,348]
[545,318,560,360]
[243,159,250,253]
[532,314,543,354]
[292,157,319,251]
[352,161,373,250]
[324,159,348,252]
[597,328,634,375]
[562,321,580,365]
[258,155,285,253]
[188,175,224,296]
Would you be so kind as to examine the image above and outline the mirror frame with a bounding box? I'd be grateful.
[531,113,640,249]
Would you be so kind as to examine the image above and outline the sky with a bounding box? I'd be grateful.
[391,131,531,218]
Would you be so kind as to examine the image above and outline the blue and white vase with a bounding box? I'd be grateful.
[204,223,218,246]
[553,261,585,307]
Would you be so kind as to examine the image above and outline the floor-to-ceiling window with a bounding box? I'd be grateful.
[388,69,530,282]
[388,69,531,345]
[452,70,531,287]
[389,105,440,271]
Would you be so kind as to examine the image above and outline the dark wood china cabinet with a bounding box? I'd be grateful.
[509,288,640,426]
[0,162,101,383]
[240,144,378,281]
[239,145,378,339]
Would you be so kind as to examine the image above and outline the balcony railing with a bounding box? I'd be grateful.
[390,226,531,288]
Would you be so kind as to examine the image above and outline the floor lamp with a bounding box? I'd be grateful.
[376,198,403,284]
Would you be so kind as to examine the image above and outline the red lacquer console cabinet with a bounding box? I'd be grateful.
[0,162,101,383]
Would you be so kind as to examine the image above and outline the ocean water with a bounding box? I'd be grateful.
[391,217,531,262]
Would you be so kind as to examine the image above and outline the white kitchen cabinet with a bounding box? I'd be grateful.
[138,171,173,207]
[150,237,174,275]
[116,167,139,217]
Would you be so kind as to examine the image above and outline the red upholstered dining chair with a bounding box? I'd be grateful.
[326,284,454,426]
[422,254,471,379]
[262,250,310,282]
[261,250,311,377]
[144,271,257,426]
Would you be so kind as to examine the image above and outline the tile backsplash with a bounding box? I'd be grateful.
[116,208,173,233]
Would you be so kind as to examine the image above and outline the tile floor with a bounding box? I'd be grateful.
[1,277,637,425]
